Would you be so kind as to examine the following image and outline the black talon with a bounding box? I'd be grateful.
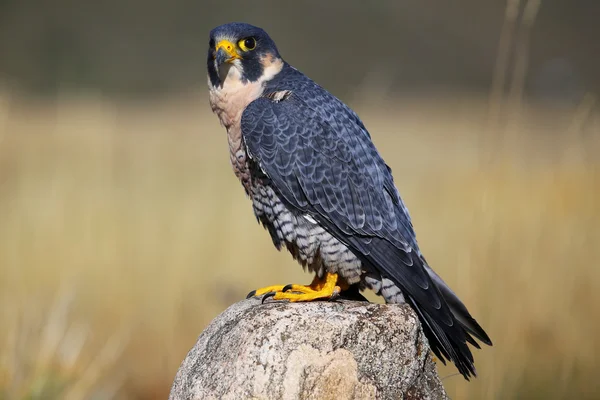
[261,291,277,304]
[246,290,257,299]
[282,284,294,292]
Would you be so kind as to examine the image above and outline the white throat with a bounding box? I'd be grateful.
[208,57,284,131]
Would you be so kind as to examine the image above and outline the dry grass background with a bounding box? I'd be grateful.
[0,86,598,399]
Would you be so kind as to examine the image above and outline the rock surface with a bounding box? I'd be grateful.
[169,298,448,400]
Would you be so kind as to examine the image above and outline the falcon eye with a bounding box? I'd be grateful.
[238,37,256,51]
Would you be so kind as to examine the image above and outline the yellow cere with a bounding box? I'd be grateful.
[215,40,241,61]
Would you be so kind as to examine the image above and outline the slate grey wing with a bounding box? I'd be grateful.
[241,87,491,379]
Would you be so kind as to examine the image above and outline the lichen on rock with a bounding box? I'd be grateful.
[169,298,448,400]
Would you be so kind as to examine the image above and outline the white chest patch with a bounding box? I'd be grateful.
[208,63,263,131]
[208,55,284,192]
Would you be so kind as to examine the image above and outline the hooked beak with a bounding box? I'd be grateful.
[214,40,241,67]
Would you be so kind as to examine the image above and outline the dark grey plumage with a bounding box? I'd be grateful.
[208,22,492,381]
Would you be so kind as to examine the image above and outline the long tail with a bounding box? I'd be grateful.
[407,262,492,380]
[424,263,492,347]
[320,221,492,380]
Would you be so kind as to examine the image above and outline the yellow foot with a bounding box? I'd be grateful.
[247,272,343,303]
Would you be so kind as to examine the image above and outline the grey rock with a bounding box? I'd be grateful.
[169,298,448,400]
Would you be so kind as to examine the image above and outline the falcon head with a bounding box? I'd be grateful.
[207,23,282,88]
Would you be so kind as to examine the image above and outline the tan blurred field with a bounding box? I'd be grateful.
[0,89,598,399]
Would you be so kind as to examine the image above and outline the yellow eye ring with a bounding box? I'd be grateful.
[238,37,256,52]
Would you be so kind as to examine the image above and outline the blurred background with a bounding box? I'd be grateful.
[0,0,598,399]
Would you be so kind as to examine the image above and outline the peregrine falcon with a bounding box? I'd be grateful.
[207,22,492,380]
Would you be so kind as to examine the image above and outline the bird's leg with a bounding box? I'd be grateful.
[247,274,323,298]
[283,274,328,293]
[273,272,341,302]
[247,272,345,302]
